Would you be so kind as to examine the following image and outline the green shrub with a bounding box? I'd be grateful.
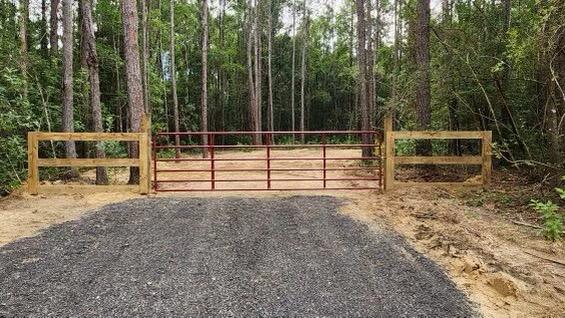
[530,185,564,241]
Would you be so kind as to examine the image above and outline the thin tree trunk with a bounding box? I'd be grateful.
[142,0,150,113]
[366,0,375,129]
[391,0,400,108]
[201,0,209,157]
[19,0,28,99]
[291,0,296,135]
[50,0,60,54]
[246,0,259,144]
[80,0,108,184]
[41,0,48,56]
[170,0,181,159]
[62,0,78,177]
[254,0,262,143]
[219,0,226,140]
[300,0,308,143]
[121,0,145,184]
[415,0,432,155]
[267,0,274,133]
[356,0,371,157]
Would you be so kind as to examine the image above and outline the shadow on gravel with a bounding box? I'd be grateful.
[0,196,477,317]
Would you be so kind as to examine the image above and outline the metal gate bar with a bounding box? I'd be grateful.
[153,131,383,192]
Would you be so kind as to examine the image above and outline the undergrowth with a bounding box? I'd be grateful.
[530,177,565,241]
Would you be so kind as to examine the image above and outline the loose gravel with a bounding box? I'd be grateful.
[0,196,477,317]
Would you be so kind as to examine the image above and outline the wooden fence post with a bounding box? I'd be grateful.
[27,132,39,195]
[481,131,492,186]
[384,115,394,191]
[139,113,151,194]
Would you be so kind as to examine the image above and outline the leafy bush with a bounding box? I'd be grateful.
[530,182,565,241]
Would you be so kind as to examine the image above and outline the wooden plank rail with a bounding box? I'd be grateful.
[392,131,484,140]
[27,115,151,195]
[383,117,492,191]
[394,156,482,165]
[37,158,140,167]
[35,132,142,141]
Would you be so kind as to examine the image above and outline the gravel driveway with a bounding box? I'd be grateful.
[0,196,476,317]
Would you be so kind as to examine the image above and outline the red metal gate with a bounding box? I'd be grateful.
[152,131,383,192]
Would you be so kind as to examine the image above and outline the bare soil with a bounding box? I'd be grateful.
[1,148,564,317]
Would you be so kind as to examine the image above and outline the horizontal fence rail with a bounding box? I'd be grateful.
[384,129,492,190]
[153,131,383,192]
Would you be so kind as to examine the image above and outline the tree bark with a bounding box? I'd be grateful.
[62,0,78,178]
[356,0,372,157]
[300,0,308,143]
[41,0,49,56]
[80,0,109,184]
[267,0,274,133]
[19,0,28,99]
[121,0,145,184]
[366,0,376,129]
[246,0,259,144]
[50,0,60,54]
[142,0,150,113]
[170,0,181,159]
[291,0,296,134]
[201,0,209,156]
[254,0,262,142]
[415,0,432,155]
[219,0,226,141]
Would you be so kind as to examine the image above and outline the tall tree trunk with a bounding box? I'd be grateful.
[142,0,150,113]
[254,0,262,143]
[19,0,28,99]
[62,0,78,177]
[356,0,372,157]
[219,0,226,140]
[80,0,108,184]
[170,0,181,159]
[267,0,274,132]
[440,0,461,155]
[41,0,48,56]
[414,0,432,155]
[366,0,377,129]
[50,0,60,54]
[246,0,259,144]
[291,0,296,134]
[121,0,145,184]
[201,0,209,156]
[300,0,308,143]
[391,0,400,107]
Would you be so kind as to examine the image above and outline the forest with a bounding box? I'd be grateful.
[0,0,564,193]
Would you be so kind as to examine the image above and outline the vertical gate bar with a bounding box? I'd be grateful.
[152,136,158,191]
[266,133,271,189]
[322,133,327,189]
[209,134,215,190]
[378,133,382,189]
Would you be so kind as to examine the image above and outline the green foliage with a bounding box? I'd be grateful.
[530,181,565,241]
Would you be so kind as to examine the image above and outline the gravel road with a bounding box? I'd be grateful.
[0,196,476,317]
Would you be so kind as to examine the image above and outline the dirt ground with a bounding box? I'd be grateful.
[1,148,564,317]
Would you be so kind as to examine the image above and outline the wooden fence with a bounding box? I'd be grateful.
[383,120,492,190]
[27,117,151,195]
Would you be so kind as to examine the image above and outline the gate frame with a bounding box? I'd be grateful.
[382,115,492,191]
[27,114,152,195]
[152,130,383,192]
